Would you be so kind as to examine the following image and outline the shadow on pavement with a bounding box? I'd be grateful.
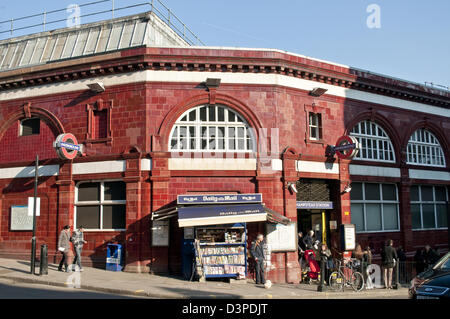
[0,281,138,299]
[154,286,242,299]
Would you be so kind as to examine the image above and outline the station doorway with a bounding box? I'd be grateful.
[297,209,331,247]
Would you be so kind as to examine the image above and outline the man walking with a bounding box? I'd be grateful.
[250,234,266,285]
[71,226,87,272]
[58,225,71,272]
[381,239,398,289]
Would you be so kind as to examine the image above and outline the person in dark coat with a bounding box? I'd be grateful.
[381,239,398,289]
[423,245,440,270]
[303,230,315,250]
[414,248,426,275]
[250,234,266,285]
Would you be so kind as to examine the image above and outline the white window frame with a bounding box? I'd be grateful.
[351,182,401,233]
[169,104,256,153]
[74,180,126,232]
[308,112,321,140]
[406,129,446,167]
[411,185,449,231]
[350,121,396,163]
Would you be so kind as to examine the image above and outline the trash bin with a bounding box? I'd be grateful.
[106,244,123,271]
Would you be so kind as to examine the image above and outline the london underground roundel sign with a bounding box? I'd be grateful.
[334,135,359,160]
[53,133,81,160]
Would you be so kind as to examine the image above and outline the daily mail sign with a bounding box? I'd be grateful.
[177,194,262,205]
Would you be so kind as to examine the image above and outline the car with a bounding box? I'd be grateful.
[414,273,450,300]
[409,252,450,298]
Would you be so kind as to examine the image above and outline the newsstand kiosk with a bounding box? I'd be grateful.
[152,193,291,281]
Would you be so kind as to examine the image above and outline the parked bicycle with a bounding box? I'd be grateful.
[329,258,365,292]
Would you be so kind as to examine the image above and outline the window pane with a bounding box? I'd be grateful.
[21,118,40,136]
[366,204,382,231]
[382,184,396,201]
[228,111,236,122]
[410,186,420,201]
[104,182,126,201]
[199,106,207,121]
[78,183,100,202]
[365,183,380,200]
[351,203,365,231]
[382,204,398,230]
[76,206,100,229]
[218,107,225,122]
[435,187,447,201]
[102,205,126,229]
[208,105,216,122]
[411,204,422,229]
[421,186,434,201]
[436,204,448,228]
[188,110,196,121]
[422,204,436,229]
[350,183,363,200]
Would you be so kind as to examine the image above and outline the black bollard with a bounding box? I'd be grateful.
[317,256,327,292]
[39,244,48,276]
[394,260,399,289]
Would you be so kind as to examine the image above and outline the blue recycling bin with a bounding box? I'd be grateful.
[106,244,123,271]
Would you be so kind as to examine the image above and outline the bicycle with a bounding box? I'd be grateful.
[329,258,365,292]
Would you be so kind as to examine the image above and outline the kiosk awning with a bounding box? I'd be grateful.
[152,203,291,227]
[177,204,267,227]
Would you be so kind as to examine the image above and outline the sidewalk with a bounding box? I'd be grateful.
[0,258,410,299]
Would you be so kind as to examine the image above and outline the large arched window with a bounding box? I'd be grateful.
[407,129,446,167]
[169,104,255,152]
[350,120,396,162]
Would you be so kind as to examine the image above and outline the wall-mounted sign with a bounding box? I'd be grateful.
[27,197,40,217]
[152,220,169,246]
[340,224,356,251]
[296,201,334,210]
[332,135,360,160]
[53,133,82,160]
[10,206,33,231]
[266,222,297,252]
[177,194,262,205]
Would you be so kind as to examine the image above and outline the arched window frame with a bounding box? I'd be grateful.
[169,104,256,152]
[350,120,396,163]
[406,129,446,167]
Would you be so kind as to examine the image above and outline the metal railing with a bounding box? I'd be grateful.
[0,0,204,46]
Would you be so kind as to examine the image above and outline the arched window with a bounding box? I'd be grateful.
[350,120,395,162]
[169,104,255,152]
[407,129,445,167]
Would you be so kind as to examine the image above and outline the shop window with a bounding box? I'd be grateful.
[350,182,400,233]
[308,112,322,140]
[169,104,255,152]
[406,129,446,167]
[20,118,40,136]
[411,185,448,230]
[75,181,126,230]
[350,120,395,163]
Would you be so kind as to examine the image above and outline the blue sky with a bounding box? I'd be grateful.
[0,0,449,87]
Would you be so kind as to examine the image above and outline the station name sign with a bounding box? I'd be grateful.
[296,201,334,210]
[177,193,263,205]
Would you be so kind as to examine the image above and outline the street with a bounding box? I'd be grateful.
[0,278,143,299]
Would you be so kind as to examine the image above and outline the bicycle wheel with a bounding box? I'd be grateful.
[329,271,344,291]
[350,271,365,292]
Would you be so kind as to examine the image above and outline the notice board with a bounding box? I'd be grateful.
[152,220,169,246]
[10,205,33,231]
[265,222,297,252]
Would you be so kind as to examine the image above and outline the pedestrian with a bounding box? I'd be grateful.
[298,232,307,283]
[414,248,426,275]
[319,243,333,283]
[58,225,72,272]
[71,226,87,272]
[250,234,266,285]
[381,239,398,289]
[423,245,439,270]
[303,230,315,250]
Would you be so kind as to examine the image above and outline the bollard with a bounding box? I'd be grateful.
[39,244,48,276]
[394,260,399,289]
[317,256,327,292]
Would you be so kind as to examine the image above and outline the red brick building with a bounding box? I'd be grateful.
[0,12,448,283]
